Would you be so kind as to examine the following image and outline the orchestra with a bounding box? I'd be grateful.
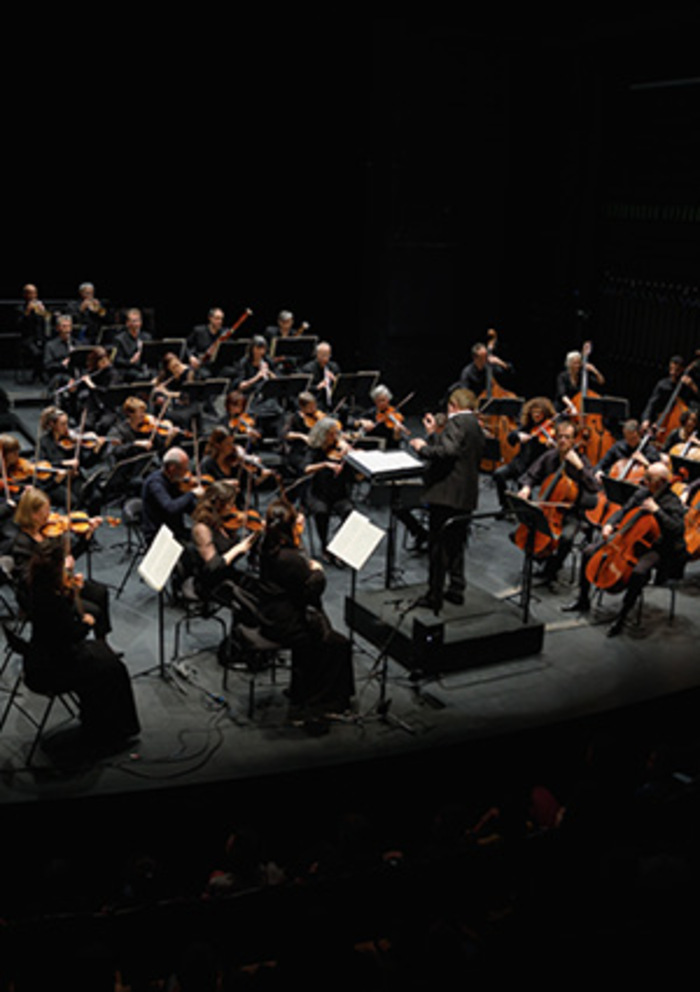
[1,282,699,749]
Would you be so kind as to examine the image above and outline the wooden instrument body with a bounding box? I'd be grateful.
[585,507,660,592]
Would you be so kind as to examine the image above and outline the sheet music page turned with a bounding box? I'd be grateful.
[138,525,184,592]
[327,510,385,571]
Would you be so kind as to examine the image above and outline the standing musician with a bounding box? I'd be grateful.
[188,481,258,605]
[640,354,699,435]
[300,341,340,412]
[457,339,513,396]
[303,416,355,560]
[554,349,605,413]
[409,388,484,612]
[516,420,599,586]
[492,396,557,515]
[562,462,687,637]
[113,308,152,382]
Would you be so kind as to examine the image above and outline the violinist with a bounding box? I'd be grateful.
[10,485,107,634]
[23,539,139,753]
[593,420,662,481]
[188,481,258,606]
[38,406,102,509]
[517,421,599,586]
[152,351,202,435]
[141,446,205,547]
[199,426,263,488]
[492,396,557,515]
[304,416,355,559]
[110,396,169,461]
[356,385,408,449]
[283,391,323,477]
[640,355,699,435]
[300,341,339,412]
[562,462,686,637]
[554,349,605,413]
[222,389,261,447]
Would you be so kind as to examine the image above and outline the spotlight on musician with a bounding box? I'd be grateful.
[516,420,599,588]
[562,462,687,637]
[409,388,484,613]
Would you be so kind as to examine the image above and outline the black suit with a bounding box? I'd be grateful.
[417,411,484,606]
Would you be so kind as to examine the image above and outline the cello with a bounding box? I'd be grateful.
[512,462,579,559]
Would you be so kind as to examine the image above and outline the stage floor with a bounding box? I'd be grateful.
[1,377,699,810]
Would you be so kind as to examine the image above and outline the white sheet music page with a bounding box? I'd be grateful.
[327,510,385,571]
[138,525,184,592]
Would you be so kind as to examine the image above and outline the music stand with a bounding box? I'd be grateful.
[171,377,230,410]
[271,335,318,367]
[583,395,630,423]
[102,383,153,413]
[256,374,312,409]
[209,339,250,374]
[66,346,94,374]
[331,371,380,416]
[505,493,553,623]
[141,338,187,370]
[477,395,524,420]
[135,525,184,683]
[671,454,700,486]
[601,475,641,507]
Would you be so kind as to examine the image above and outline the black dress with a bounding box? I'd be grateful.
[259,545,354,718]
[26,587,139,747]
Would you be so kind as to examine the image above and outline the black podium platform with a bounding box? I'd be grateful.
[345,583,544,677]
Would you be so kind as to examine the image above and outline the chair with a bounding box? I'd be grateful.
[221,576,289,719]
[0,623,78,766]
[171,573,228,662]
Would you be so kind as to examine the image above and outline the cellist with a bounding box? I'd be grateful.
[516,421,599,586]
[562,462,686,637]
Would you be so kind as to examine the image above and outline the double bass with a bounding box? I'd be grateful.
[652,352,700,446]
[477,328,520,472]
[571,340,615,466]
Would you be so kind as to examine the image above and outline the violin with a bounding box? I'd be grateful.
[228,412,261,440]
[41,510,94,539]
[221,507,264,533]
[375,405,411,437]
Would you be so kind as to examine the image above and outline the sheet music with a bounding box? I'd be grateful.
[138,525,184,592]
[327,510,384,570]
[345,448,424,479]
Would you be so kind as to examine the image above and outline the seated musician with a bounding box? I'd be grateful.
[303,416,354,560]
[554,349,605,413]
[640,354,699,433]
[66,281,107,344]
[300,341,339,412]
[37,406,106,510]
[492,396,556,515]
[74,345,121,435]
[222,389,261,447]
[356,384,408,449]
[200,426,273,488]
[43,314,75,394]
[152,351,202,435]
[113,307,152,382]
[187,306,227,370]
[189,481,257,605]
[283,391,322,478]
[110,396,174,461]
[562,462,687,637]
[141,447,204,547]
[593,419,661,481]
[516,420,599,586]
[264,309,294,346]
[661,407,699,454]
[233,336,283,439]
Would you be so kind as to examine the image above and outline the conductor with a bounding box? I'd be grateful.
[410,388,485,612]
